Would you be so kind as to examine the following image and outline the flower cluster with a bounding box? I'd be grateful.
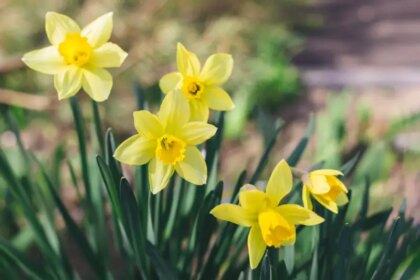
[22,11,349,271]
[211,160,348,269]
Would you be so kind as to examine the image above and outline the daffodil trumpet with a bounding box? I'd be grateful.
[159,43,235,121]
[22,12,128,102]
[211,160,324,269]
[114,89,217,194]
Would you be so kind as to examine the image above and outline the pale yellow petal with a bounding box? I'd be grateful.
[201,86,235,111]
[54,66,82,100]
[175,146,207,185]
[199,53,233,86]
[81,12,113,48]
[239,186,269,214]
[22,46,66,74]
[176,122,217,145]
[266,160,293,206]
[149,158,174,194]
[313,195,338,214]
[248,225,266,269]
[114,135,156,165]
[133,111,163,139]
[159,72,183,94]
[90,42,127,68]
[309,174,331,194]
[45,12,80,45]
[159,89,190,132]
[189,99,209,122]
[82,67,112,102]
[302,185,313,210]
[176,43,200,76]
[210,204,255,227]
[335,192,349,206]
[311,169,343,176]
[276,204,324,226]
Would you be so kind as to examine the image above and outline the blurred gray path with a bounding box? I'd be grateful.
[295,0,420,87]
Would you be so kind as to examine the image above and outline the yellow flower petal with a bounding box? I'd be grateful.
[159,72,183,94]
[328,176,348,193]
[82,67,112,102]
[276,204,324,226]
[201,86,235,111]
[45,12,80,45]
[159,90,190,132]
[175,146,207,185]
[335,192,349,206]
[81,12,113,48]
[302,185,313,210]
[90,42,127,68]
[313,195,338,214]
[189,99,209,122]
[177,122,217,145]
[210,204,255,227]
[248,225,266,269]
[22,46,66,74]
[177,43,200,76]
[266,160,293,206]
[114,135,156,165]
[311,169,343,176]
[54,66,82,100]
[199,53,233,86]
[149,158,174,194]
[239,186,269,214]
[133,111,163,139]
[309,174,331,194]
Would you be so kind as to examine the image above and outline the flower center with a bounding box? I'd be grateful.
[58,33,92,67]
[156,135,186,165]
[258,209,294,248]
[181,76,204,99]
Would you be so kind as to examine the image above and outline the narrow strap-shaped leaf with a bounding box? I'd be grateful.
[35,156,106,278]
[260,253,271,280]
[287,115,314,167]
[250,119,283,184]
[371,218,401,280]
[145,240,178,280]
[0,237,47,280]
[119,178,148,276]
[69,97,92,203]
[340,152,361,176]
[91,100,105,157]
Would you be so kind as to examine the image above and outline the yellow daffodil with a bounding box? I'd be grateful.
[114,90,217,194]
[159,43,235,121]
[22,12,127,102]
[302,169,349,214]
[211,160,324,269]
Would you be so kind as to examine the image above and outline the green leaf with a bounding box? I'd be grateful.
[260,253,271,280]
[250,119,283,184]
[69,97,92,203]
[287,115,314,167]
[284,245,295,275]
[371,218,401,280]
[145,240,178,280]
[91,100,105,157]
[35,155,105,278]
[0,237,47,280]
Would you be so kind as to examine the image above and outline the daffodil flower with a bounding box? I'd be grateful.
[211,160,324,269]
[302,169,349,214]
[114,90,217,194]
[159,43,235,121]
[22,12,127,102]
